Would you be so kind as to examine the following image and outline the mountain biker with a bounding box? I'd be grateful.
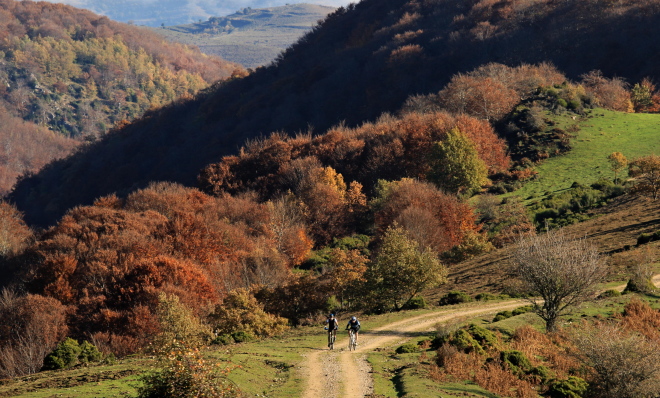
[325,313,338,347]
[346,316,360,345]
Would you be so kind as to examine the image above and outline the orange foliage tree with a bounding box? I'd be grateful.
[24,182,310,352]
[373,179,482,256]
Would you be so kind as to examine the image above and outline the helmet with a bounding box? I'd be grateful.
[329,314,334,318]
[351,316,357,321]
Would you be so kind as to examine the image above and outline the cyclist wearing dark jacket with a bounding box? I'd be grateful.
[346,316,361,344]
[326,314,338,342]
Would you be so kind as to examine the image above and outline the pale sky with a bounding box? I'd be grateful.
[42,0,352,26]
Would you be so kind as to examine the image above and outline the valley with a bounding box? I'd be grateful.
[156,4,337,68]
[2,0,660,398]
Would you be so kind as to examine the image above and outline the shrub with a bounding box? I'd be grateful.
[103,353,117,365]
[137,342,242,398]
[154,293,212,350]
[78,341,102,364]
[492,311,513,322]
[42,338,82,370]
[600,289,621,298]
[568,100,581,109]
[396,343,419,354]
[512,306,534,316]
[211,335,234,346]
[230,331,254,343]
[531,365,554,383]
[211,288,288,339]
[402,296,427,309]
[637,232,655,246]
[548,376,589,398]
[557,99,568,108]
[467,325,498,348]
[624,278,656,294]
[492,314,508,322]
[453,329,485,355]
[326,295,341,313]
[438,291,472,306]
[500,350,532,374]
[475,292,496,301]
[436,343,459,367]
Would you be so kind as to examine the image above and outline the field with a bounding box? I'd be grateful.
[155,4,336,68]
[510,108,660,201]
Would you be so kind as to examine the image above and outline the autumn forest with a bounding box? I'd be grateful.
[2,0,660,397]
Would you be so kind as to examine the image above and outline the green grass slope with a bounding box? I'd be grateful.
[157,4,336,68]
[511,108,660,201]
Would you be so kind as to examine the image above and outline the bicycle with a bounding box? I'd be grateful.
[327,329,336,350]
[348,329,357,351]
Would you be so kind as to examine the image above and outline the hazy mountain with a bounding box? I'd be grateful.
[156,4,336,68]
[42,0,348,27]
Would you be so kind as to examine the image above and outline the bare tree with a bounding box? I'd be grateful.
[570,322,660,398]
[512,227,606,331]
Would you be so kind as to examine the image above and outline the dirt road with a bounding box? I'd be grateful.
[301,300,527,398]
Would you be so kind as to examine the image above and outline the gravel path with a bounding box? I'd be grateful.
[302,300,528,398]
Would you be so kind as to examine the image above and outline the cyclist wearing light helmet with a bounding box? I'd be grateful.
[325,313,338,347]
[346,316,361,345]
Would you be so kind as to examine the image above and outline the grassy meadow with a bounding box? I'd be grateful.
[509,108,660,201]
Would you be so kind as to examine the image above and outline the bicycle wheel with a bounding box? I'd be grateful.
[331,333,335,350]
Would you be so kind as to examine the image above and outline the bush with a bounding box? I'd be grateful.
[500,350,532,374]
[402,296,427,309]
[467,325,498,348]
[211,334,234,346]
[557,99,568,108]
[137,342,242,398]
[211,289,288,338]
[624,278,656,294]
[568,100,581,109]
[395,342,419,354]
[436,343,459,367]
[548,376,589,398]
[103,352,117,365]
[326,295,341,313]
[532,365,554,383]
[438,291,472,306]
[475,292,497,301]
[600,289,621,298]
[453,329,485,355]
[637,230,660,246]
[42,338,82,370]
[512,306,534,316]
[230,331,254,343]
[492,311,513,322]
[78,341,102,364]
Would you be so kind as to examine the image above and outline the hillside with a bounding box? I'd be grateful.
[11,0,660,226]
[157,4,337,68]
[0,0,240,194]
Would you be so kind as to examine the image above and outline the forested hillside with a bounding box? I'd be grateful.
[0,0,240,194]
[11,0,660,226]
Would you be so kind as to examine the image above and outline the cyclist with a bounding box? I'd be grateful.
[325,313,338,347]
[346,316,361,345]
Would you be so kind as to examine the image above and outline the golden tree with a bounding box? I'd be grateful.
[328,248,369,309]
[607,152,627,184]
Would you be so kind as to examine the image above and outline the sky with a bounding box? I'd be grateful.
[42,0,352,26]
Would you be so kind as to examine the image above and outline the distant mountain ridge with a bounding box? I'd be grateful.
[157,4,336,68]
[43,0,343,27]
